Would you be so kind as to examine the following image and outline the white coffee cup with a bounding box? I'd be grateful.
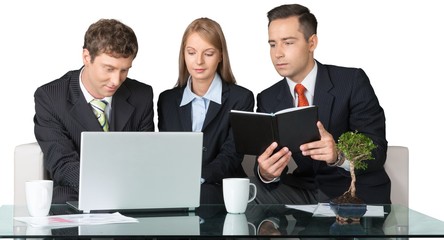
[223,213,256,235]
[25,180,53,217]
[223,178,257,214]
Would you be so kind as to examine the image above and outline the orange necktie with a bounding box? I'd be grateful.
[295,84,309,107]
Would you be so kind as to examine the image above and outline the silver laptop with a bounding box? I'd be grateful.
[69,131,203,213]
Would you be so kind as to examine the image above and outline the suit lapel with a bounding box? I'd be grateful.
[67,70,103,131]
[177,87,193,131]
[201,82,227,131]
[313,61,334,130]
[312,61,334,171]
[109,82,135,131]
[275,79,294,111]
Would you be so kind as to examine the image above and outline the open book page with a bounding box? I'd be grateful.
[230,109,272,116]
[230,105,315,116]
[14,212,138,228]
[274,105,315,115]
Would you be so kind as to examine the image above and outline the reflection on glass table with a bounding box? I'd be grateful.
[1,203,444,238]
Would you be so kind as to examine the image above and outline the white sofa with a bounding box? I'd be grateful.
[14,142,409,207]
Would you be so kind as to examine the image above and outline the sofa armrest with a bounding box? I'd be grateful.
[385,146,409,207]
[14,142,45,205]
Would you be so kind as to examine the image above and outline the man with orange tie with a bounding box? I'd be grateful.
[252,4,390,204]
[34,19,154,203]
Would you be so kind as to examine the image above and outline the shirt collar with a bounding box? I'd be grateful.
[286,60,318,100]
[180,73,222,106]
[79,67,113,105]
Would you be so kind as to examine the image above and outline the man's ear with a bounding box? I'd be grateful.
[308,34,318,52]
[82,49,91,65]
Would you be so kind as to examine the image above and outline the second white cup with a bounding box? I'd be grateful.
[25,180,53,217]
[223,213,256,235]
[223,178,257,214]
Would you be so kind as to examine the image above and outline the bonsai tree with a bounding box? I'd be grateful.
[334,130,376,204]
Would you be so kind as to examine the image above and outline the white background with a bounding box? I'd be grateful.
[1,0,444,221]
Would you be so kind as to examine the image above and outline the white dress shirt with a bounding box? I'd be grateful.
[79,68,112,121]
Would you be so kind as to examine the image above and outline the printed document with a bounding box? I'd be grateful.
[14,212,138,228]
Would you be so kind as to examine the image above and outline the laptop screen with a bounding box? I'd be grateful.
[77,131,203,213]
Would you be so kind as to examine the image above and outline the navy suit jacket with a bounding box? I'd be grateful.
[34,68,154,202]
[157,81,254,184]
[256,61,390,204]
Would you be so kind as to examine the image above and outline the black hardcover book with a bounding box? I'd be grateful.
[229,106,320,155]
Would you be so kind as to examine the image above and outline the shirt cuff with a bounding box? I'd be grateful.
[339,159,350,171]
[257,167,280,183]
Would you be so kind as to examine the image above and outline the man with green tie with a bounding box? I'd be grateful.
[34,19,154,203]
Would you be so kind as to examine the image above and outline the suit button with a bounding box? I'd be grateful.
[202,147,207,152]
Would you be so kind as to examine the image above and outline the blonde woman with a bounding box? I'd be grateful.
[158,18,254,204]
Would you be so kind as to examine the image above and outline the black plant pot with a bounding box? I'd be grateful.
[329,221,366,235]
[330,201,367,223]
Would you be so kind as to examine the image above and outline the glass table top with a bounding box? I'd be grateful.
[1,203,444,238]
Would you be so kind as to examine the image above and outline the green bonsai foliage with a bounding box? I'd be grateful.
[337,130,376,199]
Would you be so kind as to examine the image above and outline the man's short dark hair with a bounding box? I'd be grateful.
[83,19,138,62]
[267,4,318,41]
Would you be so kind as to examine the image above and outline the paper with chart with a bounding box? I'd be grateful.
[14,212,138,228]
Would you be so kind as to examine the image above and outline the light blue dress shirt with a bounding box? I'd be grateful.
[180,73,222,132]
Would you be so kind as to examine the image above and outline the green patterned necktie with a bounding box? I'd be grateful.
[90,99,109,131]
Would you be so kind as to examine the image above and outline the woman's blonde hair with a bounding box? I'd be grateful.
[176,17,236,87]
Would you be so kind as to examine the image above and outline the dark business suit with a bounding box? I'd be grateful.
[256,61,390,204]
[34,68,154,203]
[157,81,254,203]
